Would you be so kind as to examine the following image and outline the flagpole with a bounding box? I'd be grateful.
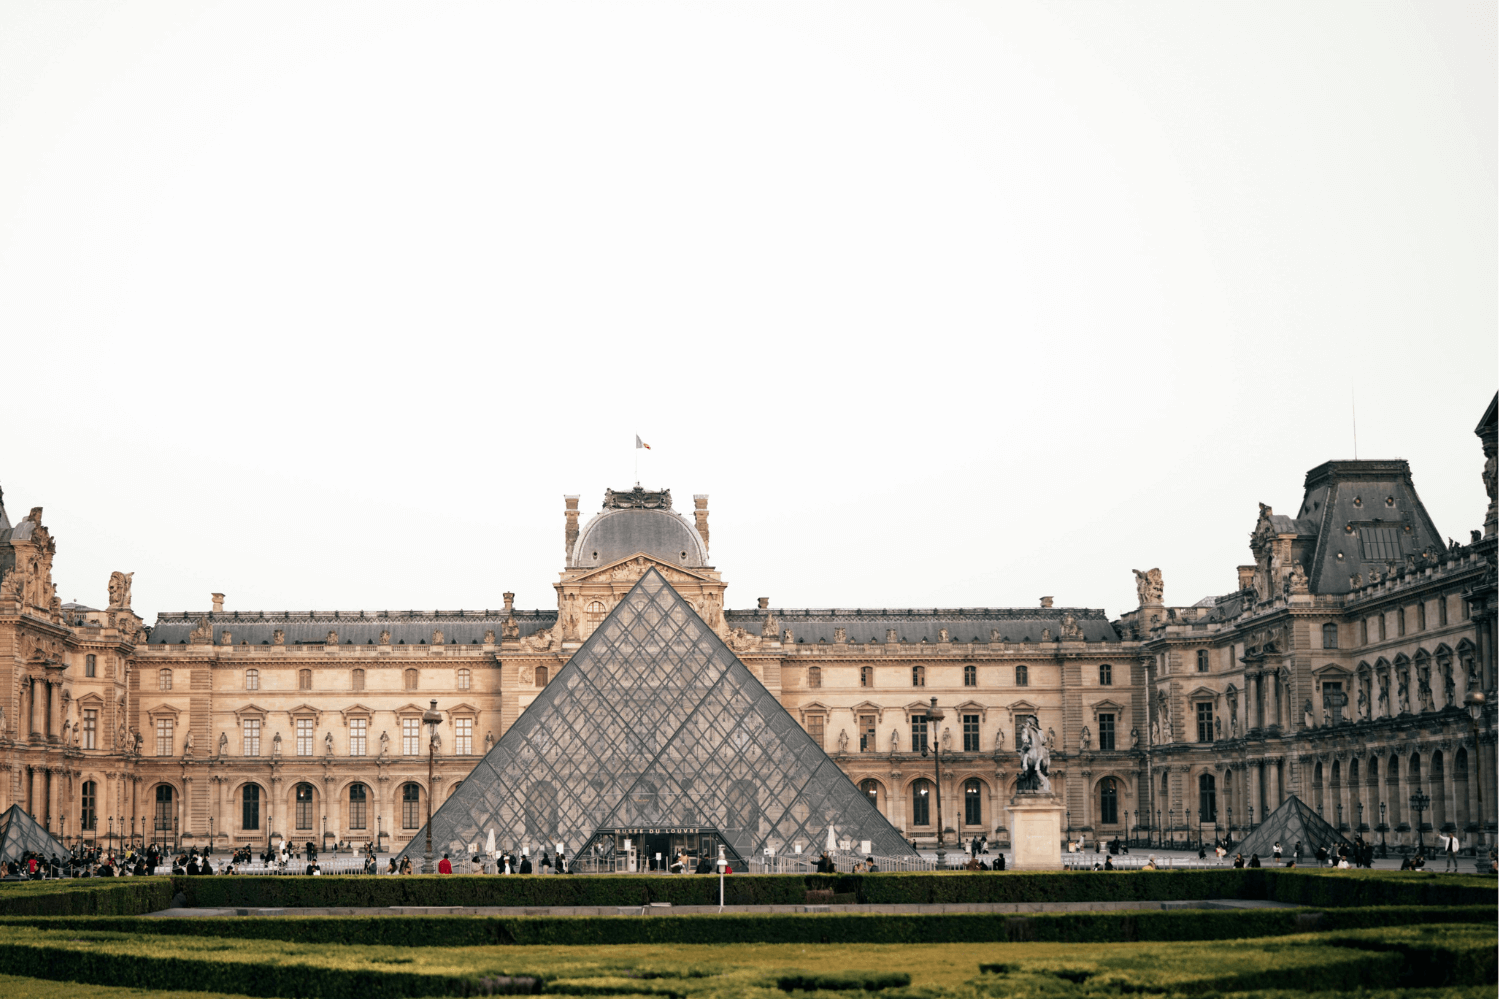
[635,437,639,487]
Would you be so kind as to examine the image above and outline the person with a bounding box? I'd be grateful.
[994,853,1004,871]
[1411,851,1426,870]
[304,859,316,875]
[363,854,377,875]
[1293,841,1302,864]
[519,853,533,874]
[1143,856,1158,871]
[867,857,880,873]
[1103,855,1114,871]
[437,853,453,874]
[816,852,835,874]
[1315,845,1328,867]
[1443,831,1460,872]
[1233,853,1244,868]
[1273,842,1282,862]
[964,854,982,871]
[386,857,399,875]
[1248,853,1261,868]
[1399,855,1413,871]
[694,855,715,874]
[311,861,322,876]
[540,852,553,874]
[399,855,413,875]
[1336,856,1350,869]
[1198,845,1207,860]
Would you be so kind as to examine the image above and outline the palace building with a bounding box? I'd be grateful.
[2,394,1494,857]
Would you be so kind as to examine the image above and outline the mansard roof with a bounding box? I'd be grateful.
[724,607,1120,644]
[146,608,556,645]
[1295,459,1444,595]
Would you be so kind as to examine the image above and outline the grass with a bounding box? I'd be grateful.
[0,924,1491,997]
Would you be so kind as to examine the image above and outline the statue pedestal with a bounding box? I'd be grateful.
[1007,793,1063,870]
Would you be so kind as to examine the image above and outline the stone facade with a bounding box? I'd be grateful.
[2,395,1494,856]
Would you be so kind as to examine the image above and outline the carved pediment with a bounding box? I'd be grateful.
[1312,662,1352,679]
[1185,686,1219,702]
[1090,698,1127,719]
[144,702,181,721]
[285,702,323,722]
[338,703,376,724]
[953,700,988,720]
[850,700,885,720]
[1005,700,1039,717]
[443,702,482,720]
[573,553,712,585]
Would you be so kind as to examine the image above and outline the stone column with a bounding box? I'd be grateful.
[1253,674,1264,729]
[28,679,42,739]
[1441,751,1458,834]
[48,681,62,742]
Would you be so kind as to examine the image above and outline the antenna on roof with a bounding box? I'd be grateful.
[1351,382,1358,460]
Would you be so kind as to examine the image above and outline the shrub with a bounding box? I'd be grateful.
[0,904,1487,948]
[0,879,172,917]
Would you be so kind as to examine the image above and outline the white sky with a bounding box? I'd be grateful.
[1,2,1494,623]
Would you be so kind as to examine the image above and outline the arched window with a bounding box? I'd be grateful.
[860,779,880,811]
[1015,664,1029,687]
[1100,778,1119,825]
[964,664,977,687]
[402,783,421,828]
[80,781,97,830]
[1099,663,1112,685]
[1322,623,1339,649]
[457,668,471,690]
[242,784,260,830]
[245,669,259,691]
[807,666,822,689]
[351,668,364,691]
[912,665,925,687]
[404,669,419,690]
[586,600,606,616]
[535,666,549,686]
[295,783,315,830]
[298,669,312,691]
[860,666,872,688]
[1197,650,1209,673]
[158,669,172,691]
[154,785,174,833]
[964,779,983,826]
[348,783,367,830]
[1198,773,1217,823]
[911,779,932,826]
[85,654,96,678]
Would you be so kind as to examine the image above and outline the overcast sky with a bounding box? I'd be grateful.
[1,3,1494,624]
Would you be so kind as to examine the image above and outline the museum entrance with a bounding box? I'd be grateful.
[579,826,746,872]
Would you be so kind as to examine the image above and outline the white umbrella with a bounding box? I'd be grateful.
[826,824,838,853]
[485,829,496,857]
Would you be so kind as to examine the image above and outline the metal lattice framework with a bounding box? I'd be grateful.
[399,568,916,862]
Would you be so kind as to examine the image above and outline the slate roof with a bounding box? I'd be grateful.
[1235,794,1352,862]
[1293,460,1445,595]
[724,607,1120,644]
[146,609,557,646]
[0,804,67,863]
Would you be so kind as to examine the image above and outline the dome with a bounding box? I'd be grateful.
[571,489,708,568]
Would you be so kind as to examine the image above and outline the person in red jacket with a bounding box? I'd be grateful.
[437,853,453,874]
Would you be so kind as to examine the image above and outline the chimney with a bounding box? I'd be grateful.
[1237,566,1256,591]
[1039,596,1054,608]
[757,597,769,610]
[502,591,515,615]
[211,593,225,614]
[693,495,710,551]
[564,496,580,561]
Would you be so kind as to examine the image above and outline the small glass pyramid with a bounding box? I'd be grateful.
[400,567,916,864]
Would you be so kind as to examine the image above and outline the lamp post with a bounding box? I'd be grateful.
[421,699,444,874]
[1155,808,1161,848]
[1168,808,1175,849]
[1465,692,1486,855]
[1336,802,1343,831]
[1357,800,1364,833]
[919,697,946,869]
[1378,801,1388,858]
[1247,804,1254,832]
[108,815,114,858]
[1409,792,1430,853]
[1227,805,1233,846]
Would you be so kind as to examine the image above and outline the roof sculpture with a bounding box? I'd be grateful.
[399,567,916,864]
[1234,794,1353,862]
[0,804,67,863]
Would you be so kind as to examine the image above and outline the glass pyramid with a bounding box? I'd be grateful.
[0,804,68,863]
[1235,794,1353,860]
[400,567,916,864]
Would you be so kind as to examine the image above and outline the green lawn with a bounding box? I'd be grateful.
[0,924,1491,997]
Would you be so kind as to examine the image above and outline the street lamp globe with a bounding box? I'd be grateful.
[1464,690,1485,724]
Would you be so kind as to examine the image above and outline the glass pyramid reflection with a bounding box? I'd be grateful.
[399,567,916,863]
[0,804,67,863]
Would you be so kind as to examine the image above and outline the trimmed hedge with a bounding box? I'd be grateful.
[0,923,1492,997]
[0,904,1489,947]
[170,868,1495,910]
[0,878,173,916]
